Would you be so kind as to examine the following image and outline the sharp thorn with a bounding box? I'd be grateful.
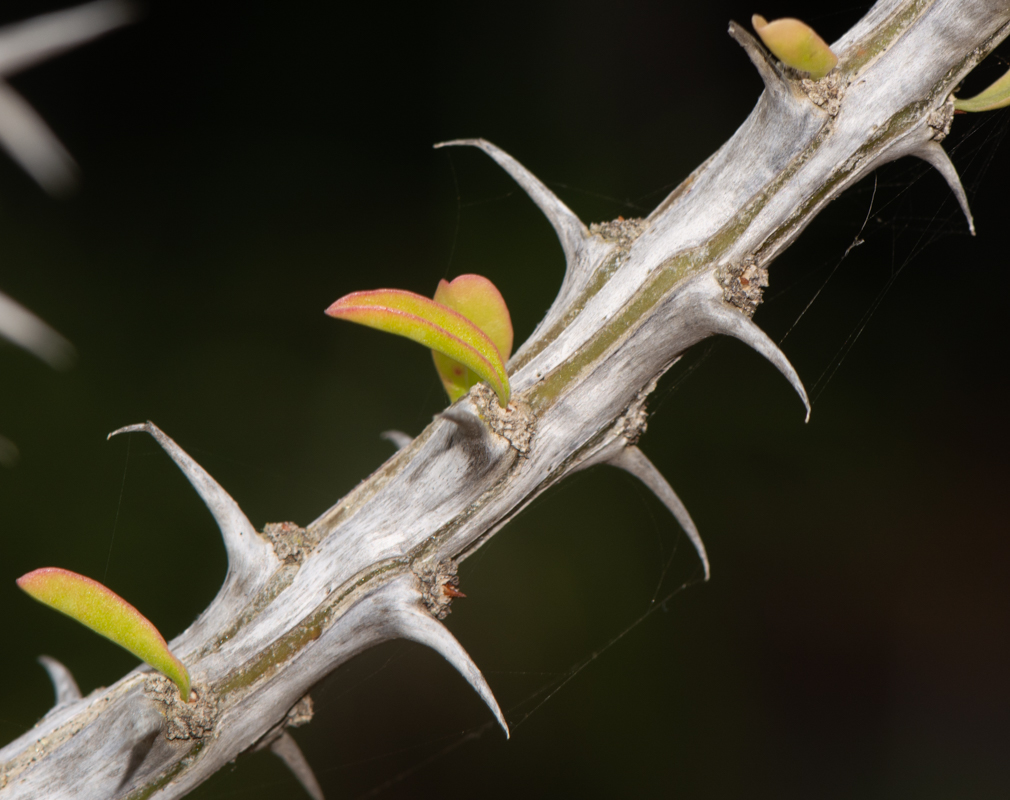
[443,585,467,599]
[37,655,82,708]
[436,408,488,440]
[270,731,324,800]
[107,422,278,580]
[386,582,509,738]
[608,447,710,581]
[701,298,811,422]
[433,138,589,269]
[913,140,975,235]
[727,21,787,96]
[380,430,413,450]
[0,289,75,368]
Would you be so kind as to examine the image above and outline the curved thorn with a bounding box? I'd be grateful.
[436,408,488,441]
[107,422,277,580]
[728,20,785,93]
[388,587,509,738]
[608,447,710,581]
[433,138,589,269]
[913,140,975,236]
[701,299,811,422]
[270,732,324,800]
[0,0,139,78]
[37,655,82,707]
[0,289,75,368]
[380,430,413,451]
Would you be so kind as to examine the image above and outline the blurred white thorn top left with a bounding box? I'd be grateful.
[0,0,138,195]
[0,2,137,448]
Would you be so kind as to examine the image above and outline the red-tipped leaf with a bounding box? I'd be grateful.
[326,287,511,406]
[752,15,837,80]
[17,567,191,701]
[432,275,513,403]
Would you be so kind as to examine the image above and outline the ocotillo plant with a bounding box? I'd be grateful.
[2,2,1009,798]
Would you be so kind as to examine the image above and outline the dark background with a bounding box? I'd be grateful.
[1,2,1008,798]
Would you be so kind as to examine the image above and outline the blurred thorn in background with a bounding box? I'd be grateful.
[0,288,75,369]
[0,0,138,195]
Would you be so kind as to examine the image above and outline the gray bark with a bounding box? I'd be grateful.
[2,1,1007,796]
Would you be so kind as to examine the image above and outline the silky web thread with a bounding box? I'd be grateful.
[442,149,462,280]
[333,122,1010,800]
[780,174,879,347]
[103,434,131,581]
[215,101,1010,800]
[338,579,698,799]
[808,110,1009,403]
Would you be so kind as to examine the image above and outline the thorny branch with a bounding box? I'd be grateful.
[2,1,1009,797]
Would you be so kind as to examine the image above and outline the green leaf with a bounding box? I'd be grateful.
[17,567,191,701]
[752,15,838,80]
[954,66,1010,112]
[431,275,513,403]
[326,287,511,406]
